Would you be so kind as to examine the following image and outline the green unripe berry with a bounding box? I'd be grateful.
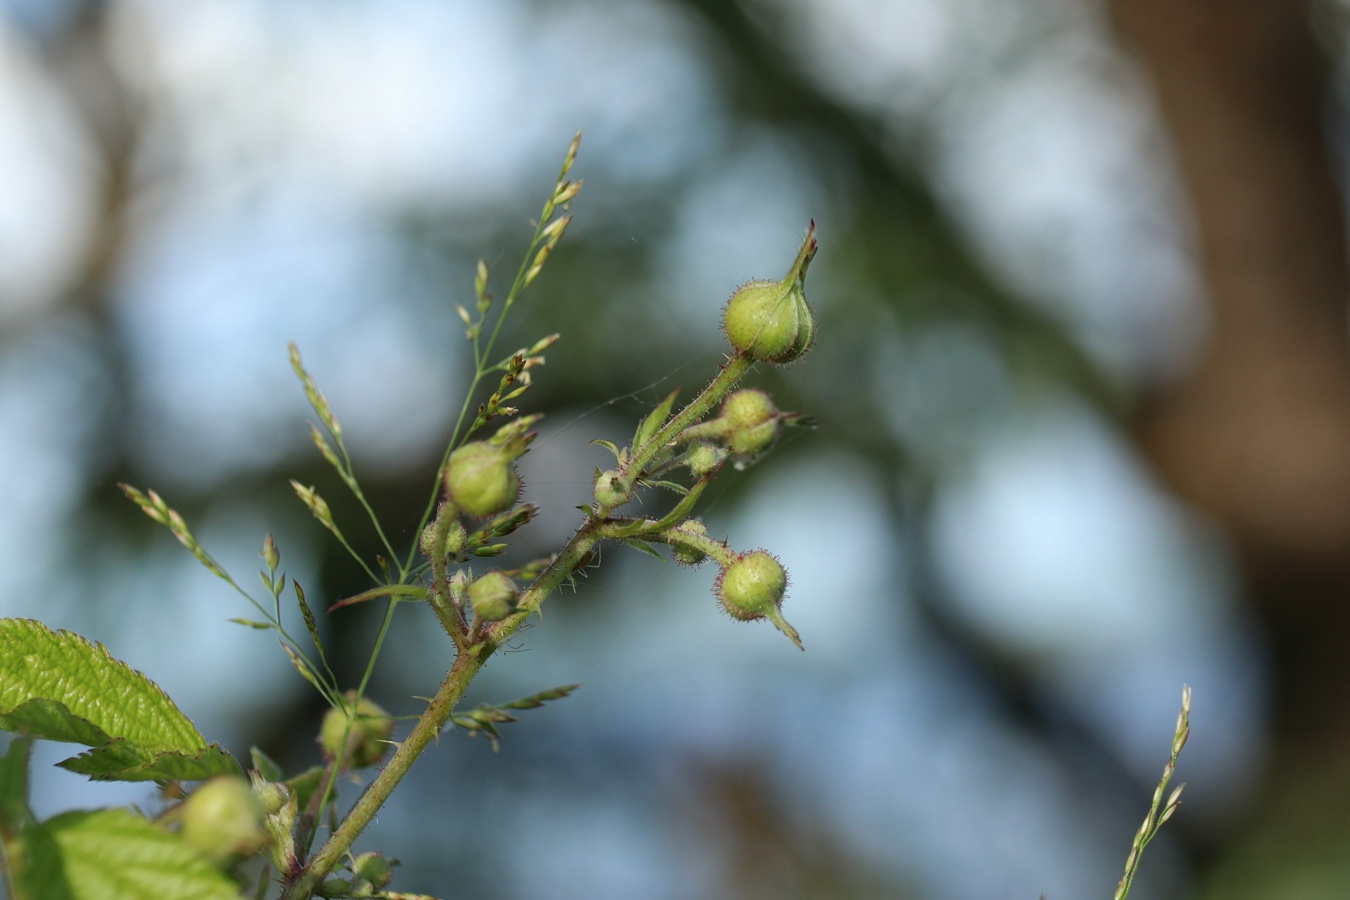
[445,441,520,518]
[320,692,394,769]
[467,570,518,622]
[593,468,630,508]
[180,776,269,866]
[716,551,787,621]
[723,224,818,364]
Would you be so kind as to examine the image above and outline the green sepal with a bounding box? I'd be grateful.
[590,439,623,463]
[636,478,687,495]
[250,746,284,783]
[616,537,665,560]
[633,388,679,453]
[284,765,325,812]
[6,808,241,900]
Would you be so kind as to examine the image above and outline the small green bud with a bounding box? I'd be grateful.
[715,550,803,650]
[723,223,817,363]
[420,516,467,559]
[262,534,280,571]
[467,570,518,622]
[320,692,395,769]
[686,442,727,477]
[180,775,270,866]
[352,852,395,890]
[593,468,629,508]
[248,773,288,816]
[445,441,521,518]
[671,519,710,565]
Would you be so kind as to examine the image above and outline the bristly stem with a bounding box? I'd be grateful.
[279,644,493,900]
[281,505,609,899]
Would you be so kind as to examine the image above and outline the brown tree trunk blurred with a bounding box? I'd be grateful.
[1111,0,1350,846]
[1112,0,1350,749]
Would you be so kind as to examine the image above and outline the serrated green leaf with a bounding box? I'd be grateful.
[250,747,283,783]
[633,388,679,452]
[293,580,322,652]
[58,741,239,782]
[227,618,273,631]
[0,699,112,748]
[7,808,241,900]
[0,620,208,757]
[590,439,623,462]
[0,736,34,837]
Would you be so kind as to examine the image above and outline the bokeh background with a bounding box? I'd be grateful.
[4,0,1350,897]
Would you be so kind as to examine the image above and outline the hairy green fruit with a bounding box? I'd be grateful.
[445,441,520,518]
[180,775,270,866]
[593,468,629,508]
[717,551,787,621]
[715,550,803,650]
[468,570,518,622]
[723,223,817,363]
[321,692,395,769]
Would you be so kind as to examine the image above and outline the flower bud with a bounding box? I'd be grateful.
[723,223,817,364]
[420,516,467,559]
[352,852,395,890]
[686,442,727,477]
[248,774,288,816]
[445,441,521,518]
[320,692,394,769]
[467,570,518,622]
[721,389,779,457]
[180,775,270,866]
